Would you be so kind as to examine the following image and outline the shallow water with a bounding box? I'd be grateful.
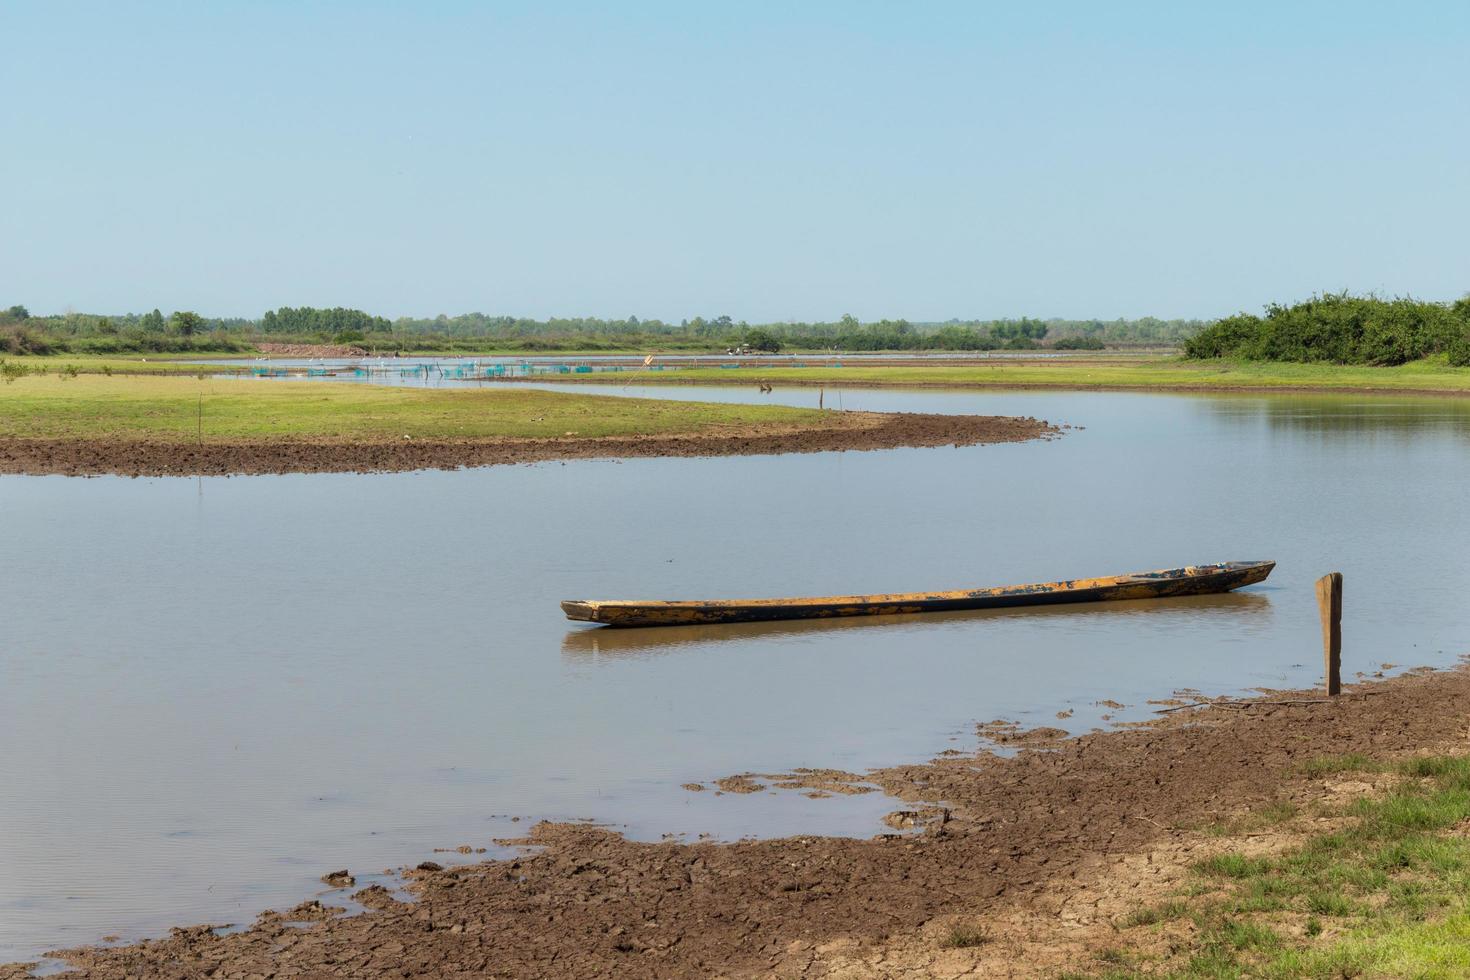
[4,385,1470,961]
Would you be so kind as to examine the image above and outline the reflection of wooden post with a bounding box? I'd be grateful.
[1315,573,1343,696]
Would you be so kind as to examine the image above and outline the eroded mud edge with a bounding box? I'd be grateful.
[0,411,1056,477]
[11,666,1470,979]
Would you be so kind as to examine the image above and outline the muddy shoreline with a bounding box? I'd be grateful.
[254,342,371,357]
[13,666,1470,979]
[0,411,1053,477]
[504,374,1470,399]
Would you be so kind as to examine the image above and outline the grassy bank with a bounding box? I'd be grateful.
[13,353,1470,396]
[1072,754,1470,978]
[1,353,256,376]
[0,373,826,442]
[529,357,1470,395]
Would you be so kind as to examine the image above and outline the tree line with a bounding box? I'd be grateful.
[0,306,257,355]
[0,303,1210,355]
[14,296,1470,361]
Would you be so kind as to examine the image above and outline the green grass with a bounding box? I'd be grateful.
[15,353,1470,396]
[1120,901,1194,929]
[532,356,1470,395]
[942,924,992,948]
[1295,754,1382,778]
[1079,755,1470,978]
[0,373,830,442]
[1195,854,1275,880]
[2,353,247,376]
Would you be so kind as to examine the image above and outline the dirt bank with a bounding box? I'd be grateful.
[0,411,1054,477]
[14,665,1470,979]
[520,373,1470,399]
[255,342,371,357]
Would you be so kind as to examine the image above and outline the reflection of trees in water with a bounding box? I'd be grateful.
[562,591,1272,660]
[1205,396,1470,442]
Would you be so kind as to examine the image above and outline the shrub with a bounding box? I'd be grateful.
[1185,313,1267,359]
[0,325,58,355]
[1449,299,1470,367]
[1186,293,1470,366]
[743,328,782,353]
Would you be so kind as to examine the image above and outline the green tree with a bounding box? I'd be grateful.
[5,305,29,321]
[259,306,391,336]
[170,310,203,337]
[140,308,166,332]
[743,327,782,352]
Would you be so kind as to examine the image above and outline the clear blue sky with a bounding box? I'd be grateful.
[3,1,1466,322]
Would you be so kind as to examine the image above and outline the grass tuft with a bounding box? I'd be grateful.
[1119,900,1192,929]
[1194,853,1273,879]
[1296,753,1379,777]
[941,924,991,948]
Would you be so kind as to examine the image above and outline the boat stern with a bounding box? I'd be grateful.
[1228,560,1277,587]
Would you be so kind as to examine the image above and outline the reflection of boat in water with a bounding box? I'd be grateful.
[562,561,1276,629]
[561,590,1274,658]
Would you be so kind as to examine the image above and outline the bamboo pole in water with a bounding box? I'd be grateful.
[1315,572,1343,696]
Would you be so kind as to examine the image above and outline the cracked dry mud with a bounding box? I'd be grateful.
[7,666,1469,978]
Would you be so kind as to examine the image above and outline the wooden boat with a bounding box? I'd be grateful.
[561,560,1276,628]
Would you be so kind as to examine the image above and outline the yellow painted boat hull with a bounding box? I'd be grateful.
[562,560,1276,628]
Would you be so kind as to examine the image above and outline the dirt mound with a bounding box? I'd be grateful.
[0,411,1055,477]
[255,342,370,357]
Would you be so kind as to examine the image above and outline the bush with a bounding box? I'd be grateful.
[1053,336,1105,350]
[1450,299,1470,367]
[1185,293,1470,366]
[0,325,56,355]
[1184,313,1265,359]
[60,334,252,355]
[743,328,782,353]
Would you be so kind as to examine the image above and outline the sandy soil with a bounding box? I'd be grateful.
[254,343,371,357]
[0,411,1054,477]
[11,666,1470,979]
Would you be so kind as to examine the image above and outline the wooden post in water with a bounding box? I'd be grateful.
[1315,572,1343,696]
